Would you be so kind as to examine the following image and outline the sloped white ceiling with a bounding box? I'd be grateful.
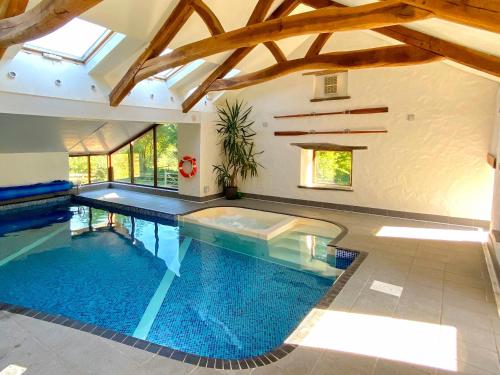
[22,0,500,95]
[0,113,151,154]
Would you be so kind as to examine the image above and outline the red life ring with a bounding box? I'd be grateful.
[178,156,197,178]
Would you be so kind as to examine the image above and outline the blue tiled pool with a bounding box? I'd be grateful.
[0,203,357,359]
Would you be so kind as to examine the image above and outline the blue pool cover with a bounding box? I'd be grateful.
[0,204,355,359]
[0,180,73,201]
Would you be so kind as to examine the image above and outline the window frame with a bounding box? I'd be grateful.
[69,154,110,186]
[70,124,178,190]
[23,20,113,64]
[312,149,353,188]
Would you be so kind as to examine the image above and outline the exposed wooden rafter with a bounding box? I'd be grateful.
[264,41,287,63]
[181,0,299,113]
[375,25,500,78]
[208,45,441,92]
[399,0,500,33]
[107,0,499,111]
[109,0,195,106]
[0,0,28,59]
[191,0,224,36]
[306,32,332,57]
[0,0,102,48]
[317,1,500,78]
[137,2,432,82]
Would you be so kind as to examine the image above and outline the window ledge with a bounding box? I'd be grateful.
[298,185,353,192]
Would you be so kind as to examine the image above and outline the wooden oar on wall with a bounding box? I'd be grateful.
[274,107,388,119]
[274,129,388,136]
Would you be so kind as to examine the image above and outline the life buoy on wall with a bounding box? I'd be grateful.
[178,156,198,178]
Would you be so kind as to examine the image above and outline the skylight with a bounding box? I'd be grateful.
[154,49,179,79]
[24,18,112,62]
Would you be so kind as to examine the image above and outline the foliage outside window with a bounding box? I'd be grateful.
[157,124,178,188]
[133,131,154,186]
[69,156,89,185]
[112,146,131,183]
[313,150,352,187]
[90,155,108,183]
[109,123,178,189]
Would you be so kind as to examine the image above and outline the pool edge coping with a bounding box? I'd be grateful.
[0,196,367,370]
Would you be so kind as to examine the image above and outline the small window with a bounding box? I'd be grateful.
[24,18,112,62]
[324,75,338,95]
[313,150,352,187]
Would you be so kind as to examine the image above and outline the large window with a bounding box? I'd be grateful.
[69,156,89,185]
[157,124,178,188]
[112,146,131,183]
[24,18,112,62]
[90,155,108,183]
[69,155,108,185]
[313,150,352,187]
[109,124,178,189]
[132,131,154,186]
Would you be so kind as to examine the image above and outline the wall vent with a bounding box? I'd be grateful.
[312,71,348,100]
[324,75,338,95]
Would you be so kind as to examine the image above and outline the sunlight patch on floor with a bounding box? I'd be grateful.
[370,280,403,297]
[287,309,457,371]
[0,365,27,375]
[102,192,120,199]
[376,226,488,243]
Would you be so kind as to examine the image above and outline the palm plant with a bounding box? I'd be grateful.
[213,100,262,197]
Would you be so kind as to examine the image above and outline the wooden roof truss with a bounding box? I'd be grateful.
[0,0,498,112]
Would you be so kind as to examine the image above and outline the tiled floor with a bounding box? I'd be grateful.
[1,188,499,374]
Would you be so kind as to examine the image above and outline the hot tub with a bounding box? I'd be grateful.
[180,207,342,240]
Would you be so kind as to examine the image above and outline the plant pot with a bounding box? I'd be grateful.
[224,186,238,200]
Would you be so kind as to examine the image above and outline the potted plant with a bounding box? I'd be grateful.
[213,100,263,200]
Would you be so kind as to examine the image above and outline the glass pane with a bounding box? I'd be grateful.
[133,131,154,186]
[157,124,178,189]
[24,18,110,61]
[90,155,108,183]
[314,151,352,186]
[112,145,131,183]
[69,156,88,185]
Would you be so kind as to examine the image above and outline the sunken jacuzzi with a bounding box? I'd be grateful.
[180,206,343,240]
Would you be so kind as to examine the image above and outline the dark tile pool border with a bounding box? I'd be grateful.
[0,199,367,369]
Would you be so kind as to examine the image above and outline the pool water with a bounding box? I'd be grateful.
[0,204,356,359]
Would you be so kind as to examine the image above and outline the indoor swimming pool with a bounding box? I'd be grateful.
[0,203,358,360]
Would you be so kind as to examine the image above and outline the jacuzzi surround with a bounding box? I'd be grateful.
[180,206,343,241]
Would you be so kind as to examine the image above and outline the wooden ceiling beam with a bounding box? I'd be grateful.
[264,41,287,63]
[375,25,500,77]
[1,0,29,17]
[0,0,28,59]
[109,0,194,107]
[0,0,102,48]
[181,0,300,113]
[208,45,441,92]
[191,0,224,36]
[399,0,500,34]
[139,1,432,83]
[309,1,500,78]
[306,32,332,57]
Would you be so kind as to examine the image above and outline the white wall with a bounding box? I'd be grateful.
[490,89,500,229]
[0,152,69,187]
[177,114,221,198]
[199,112,221,197]
[224,61,498,221]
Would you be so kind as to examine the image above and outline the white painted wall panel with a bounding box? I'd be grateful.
[0,152,69,187]
[224,62,498,221]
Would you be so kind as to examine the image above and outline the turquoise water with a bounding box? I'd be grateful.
[0,204,355,359]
